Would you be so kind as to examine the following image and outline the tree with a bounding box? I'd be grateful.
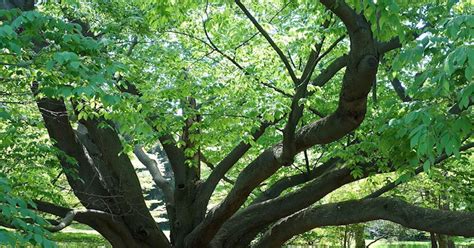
[0,0,473,247]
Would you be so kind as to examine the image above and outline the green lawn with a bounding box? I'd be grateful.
[371,241,430,248]
[368,240,474,248]
[51,233,111,248]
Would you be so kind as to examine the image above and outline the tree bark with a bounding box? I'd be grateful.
[251,157,340,204]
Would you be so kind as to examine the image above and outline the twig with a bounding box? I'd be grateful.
[235,0,298,83]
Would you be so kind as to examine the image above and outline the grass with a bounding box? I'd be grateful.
[371,240,474,248]
[372,241,429,248]
[68,223,94,231]
[50,233,111,248]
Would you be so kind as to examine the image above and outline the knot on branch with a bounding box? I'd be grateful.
[273,145,294,166]
[349,110,366,125]
[134,225,150,240]
[357,55,378,74]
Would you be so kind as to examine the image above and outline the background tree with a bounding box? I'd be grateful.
[0,0,473,247]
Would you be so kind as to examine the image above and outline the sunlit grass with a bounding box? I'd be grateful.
[51,233,111,248]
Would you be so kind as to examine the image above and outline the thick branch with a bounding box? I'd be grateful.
[200,153,235,184]
[79,118,170,246]
[194,122,270,219]
[159,134,186,182]
[279,33,344,161]
[234,142,474,245]
[282,29,345,167]
[307,35,401,90]
[300,39,325,85]
[281,83,308,165]
[134,145,174,205]
[377,37,401,54]
[319,0,360,33]
[32,88,114,211]
[255,197,474,247]
[32,200,112,228]
[390,78,412,102]
[310,55,347,87]
[46,210,77,232]
[0,207,103,232]
[301,35,346,86]
[251,157,340,204]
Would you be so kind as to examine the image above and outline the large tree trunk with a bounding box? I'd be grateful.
[33,97,171,247]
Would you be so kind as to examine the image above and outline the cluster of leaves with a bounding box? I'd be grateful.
[0,72,70,205]
[361,1,473,177]
[392,155,474,212]
[0,175,56,247]
[0,7,127,118]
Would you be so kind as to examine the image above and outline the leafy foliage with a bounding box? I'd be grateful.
[0,176,55,247]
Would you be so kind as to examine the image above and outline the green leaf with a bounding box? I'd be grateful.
[410,131,422,148]
[69,61,81,69]
[396,173,411,184]
[422,160,430,173]
[34,233,43,244]
[0,25,16,39]
[0,108,11,120]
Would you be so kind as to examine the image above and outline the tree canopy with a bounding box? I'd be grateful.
[0,0,473,247]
